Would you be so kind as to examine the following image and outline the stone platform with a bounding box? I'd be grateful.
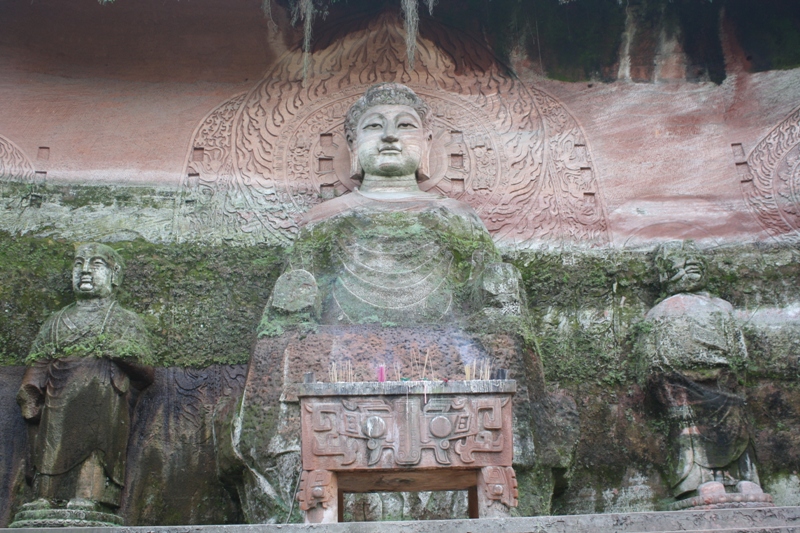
[2,506,799,533]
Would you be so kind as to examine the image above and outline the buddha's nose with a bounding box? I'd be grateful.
[382,125,399,142]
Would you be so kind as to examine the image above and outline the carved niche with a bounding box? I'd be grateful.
[736,105,800,243]
[176,12,608,248]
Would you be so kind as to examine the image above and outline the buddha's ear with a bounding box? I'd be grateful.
[111,263,123,288]
[417,129,433,182]
[350,151,363,182]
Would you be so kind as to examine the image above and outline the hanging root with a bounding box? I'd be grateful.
[401,0,419,69]
[423,0,437,15]
[290,0,316,83]
[301,0,314,82]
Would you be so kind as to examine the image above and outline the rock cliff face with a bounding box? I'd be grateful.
[1,0,800,526]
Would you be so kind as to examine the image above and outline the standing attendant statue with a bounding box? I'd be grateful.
[11,243,154,528]
[639,241,772,509]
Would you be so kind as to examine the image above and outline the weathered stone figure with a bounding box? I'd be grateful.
[12,243,154,527]
[232,83,577,523]
[264,82,525,328]
[640,240,771,509]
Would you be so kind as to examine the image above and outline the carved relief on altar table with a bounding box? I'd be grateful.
[735,105,800,243]
[300,394,513,471]
[176,13,609,247]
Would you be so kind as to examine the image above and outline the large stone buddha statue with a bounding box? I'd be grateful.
[230,84,577,523]
[262,82,523,330]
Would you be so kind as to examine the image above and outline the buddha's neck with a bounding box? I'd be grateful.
[75,297,114,311]
[359,174,420,194]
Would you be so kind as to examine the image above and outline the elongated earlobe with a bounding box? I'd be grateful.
[417,132,433,182]
[350,151,363,182]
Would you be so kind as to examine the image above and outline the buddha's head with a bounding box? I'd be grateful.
[72,243,124,299]
[344,83,432,183]
[654,240,707,295]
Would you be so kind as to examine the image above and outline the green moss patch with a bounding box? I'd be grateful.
[0,232,283,367]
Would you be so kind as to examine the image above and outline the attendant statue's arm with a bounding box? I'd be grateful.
[113,357,155,389]
[17,359,49,422]
[109,311,155,389]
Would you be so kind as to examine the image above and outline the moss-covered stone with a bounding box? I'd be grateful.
[0,232,283,367]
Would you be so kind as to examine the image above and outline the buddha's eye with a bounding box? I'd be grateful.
[398,122,417,129]
[74,260,83,268]
[92,259,106,267]
[363,123,382,130]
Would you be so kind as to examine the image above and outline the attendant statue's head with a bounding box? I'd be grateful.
[72,243,124,300]
[344,83,432,191]
[654,240,707,295]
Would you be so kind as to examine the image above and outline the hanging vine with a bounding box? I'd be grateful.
[262,0,437,77]
[401,0,419,68]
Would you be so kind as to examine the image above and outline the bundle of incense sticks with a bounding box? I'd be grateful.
[330,360,354,382]
[407,347,432,380]
[377,365,386,382]
[465,358,492,380]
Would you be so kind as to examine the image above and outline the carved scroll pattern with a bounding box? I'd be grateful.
[174,93,297,246]
[0,135,34,183]
[0,135,37,218]
[740,106,800,242]
[302,394,511,470]
[177,13,608,247]
[167,365,247,437]
[296,469,336,512]
[480,466,519,508]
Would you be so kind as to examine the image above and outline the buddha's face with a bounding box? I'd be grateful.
[72,246,118,299]
[657,243,707,295]
[355,104,427,178]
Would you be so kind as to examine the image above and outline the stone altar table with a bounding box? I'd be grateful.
[295,380,518,523]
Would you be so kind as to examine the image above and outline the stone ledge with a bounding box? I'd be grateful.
[295,380,517,397]
[3,506,799,533]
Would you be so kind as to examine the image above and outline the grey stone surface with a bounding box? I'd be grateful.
[1,506,799,533]
[0,183,177,244]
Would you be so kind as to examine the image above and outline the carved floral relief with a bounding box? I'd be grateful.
[738,105,800,243]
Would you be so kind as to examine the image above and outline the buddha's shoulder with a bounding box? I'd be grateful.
[300,191,481,226]
[645,292,734,320]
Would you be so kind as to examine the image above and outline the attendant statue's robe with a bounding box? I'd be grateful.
[640,292,756,496]
[17,299,154,506]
